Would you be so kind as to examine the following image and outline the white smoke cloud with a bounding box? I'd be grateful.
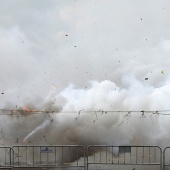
[0,1,170,165]
[0,79,169,148]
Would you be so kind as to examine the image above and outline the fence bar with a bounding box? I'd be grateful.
[11,145,86,169]
[87,145,162,170]
[0,145,168,170]
[163,147,170,170]
[0,147,13,169]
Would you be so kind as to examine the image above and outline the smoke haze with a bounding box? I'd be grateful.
[0,0,170,153]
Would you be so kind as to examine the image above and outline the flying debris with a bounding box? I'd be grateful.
[51,84,57,89]
[118,121,124,126]
[18,36,24,43]
[125,111,131,117]
[161,70,164,74]
[95,111,98,120]
[140,111,146,118]
[78,109,84,115]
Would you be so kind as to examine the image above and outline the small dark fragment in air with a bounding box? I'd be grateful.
[1,93,4,94]
[145,78,148,80]
[74,46,77,47]
[65,34,68,36]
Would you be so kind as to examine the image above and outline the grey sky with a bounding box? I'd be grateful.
[0,0,170,108]
[1,0,170,149]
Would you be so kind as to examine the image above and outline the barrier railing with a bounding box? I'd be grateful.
[11,145,86,169]
[87,145,162,170]
[3,145,170,170]
[163,147,170,170]
[0,147,13,169]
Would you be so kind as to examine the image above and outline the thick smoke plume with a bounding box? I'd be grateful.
[0,0,170,166]
[0,79,169,148]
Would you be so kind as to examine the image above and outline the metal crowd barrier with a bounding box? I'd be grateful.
[0,147,13,170]
[11,145,86,169]
[87,145,162,170]
[0,145,85,170]
[163,147,170,170]
[2,145,170,170]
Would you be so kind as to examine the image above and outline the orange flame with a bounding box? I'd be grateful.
[11,106,38,116]
[22,106,37,112]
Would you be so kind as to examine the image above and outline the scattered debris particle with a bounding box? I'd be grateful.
[18,36,24,43]
[118,121,124,126]
[65,34,68,36]
[161,70,164,74]
[141,18,142,20]
[1,93,4,94]
[78,109,84,115]
[146,39,147,41]
[74,46,77,47]
[44,135,52,145]
[140,111,146,118]
[145,78,148,80]
[95,112,98,120]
